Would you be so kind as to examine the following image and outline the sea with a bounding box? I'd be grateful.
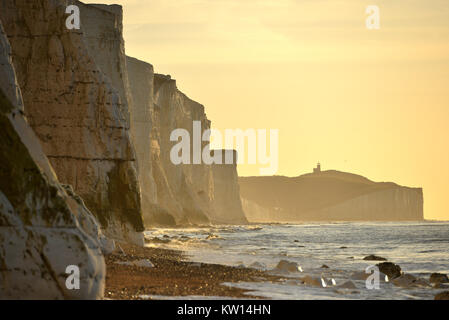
[144,221,449,300]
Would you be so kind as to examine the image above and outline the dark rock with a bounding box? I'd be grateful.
[430,273,449,284]
[363,255,387,261]
[321,264,330,269]
[434,291,449,300]
[376,262,402,279]
[393,274,429,288]
[340,246,347,249]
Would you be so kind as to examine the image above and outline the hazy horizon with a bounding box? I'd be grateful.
[84,0,449,221]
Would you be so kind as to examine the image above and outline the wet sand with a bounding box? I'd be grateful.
[105,243,283,300]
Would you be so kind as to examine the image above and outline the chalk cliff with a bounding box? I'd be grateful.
[1,0,247,237]
[211,150,248,224]
[78,3,133,126]
[0,20,105,299]
[240,170,424,222]
[126,57,172,226]
[0,0,144,244]
[0,0,250,300]
[153,74,215,225]
[126,61,248,226]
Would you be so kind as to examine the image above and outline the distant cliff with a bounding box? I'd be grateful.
[211,150,248,225]
[240,170,423,222]
[126,61,248,226]
[153,74,214,225]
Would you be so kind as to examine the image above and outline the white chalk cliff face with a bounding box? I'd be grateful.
[211,150,248,225]
[153,74,214,225]
[240,170,424,222]
[78,3,133,127]
[0,0,144,245]
[126,62,249,226]
[126,57,163,225]
[0,20,105,299]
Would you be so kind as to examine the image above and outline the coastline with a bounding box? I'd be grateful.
[104,243,283,300]
[136,223,449,300]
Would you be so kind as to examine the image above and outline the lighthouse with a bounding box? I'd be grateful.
[313,162,321,174]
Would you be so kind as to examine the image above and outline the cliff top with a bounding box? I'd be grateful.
[240,170,421,190]
[154,73,207,116]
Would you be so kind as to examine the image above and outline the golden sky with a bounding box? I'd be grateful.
[84,0,449,220]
